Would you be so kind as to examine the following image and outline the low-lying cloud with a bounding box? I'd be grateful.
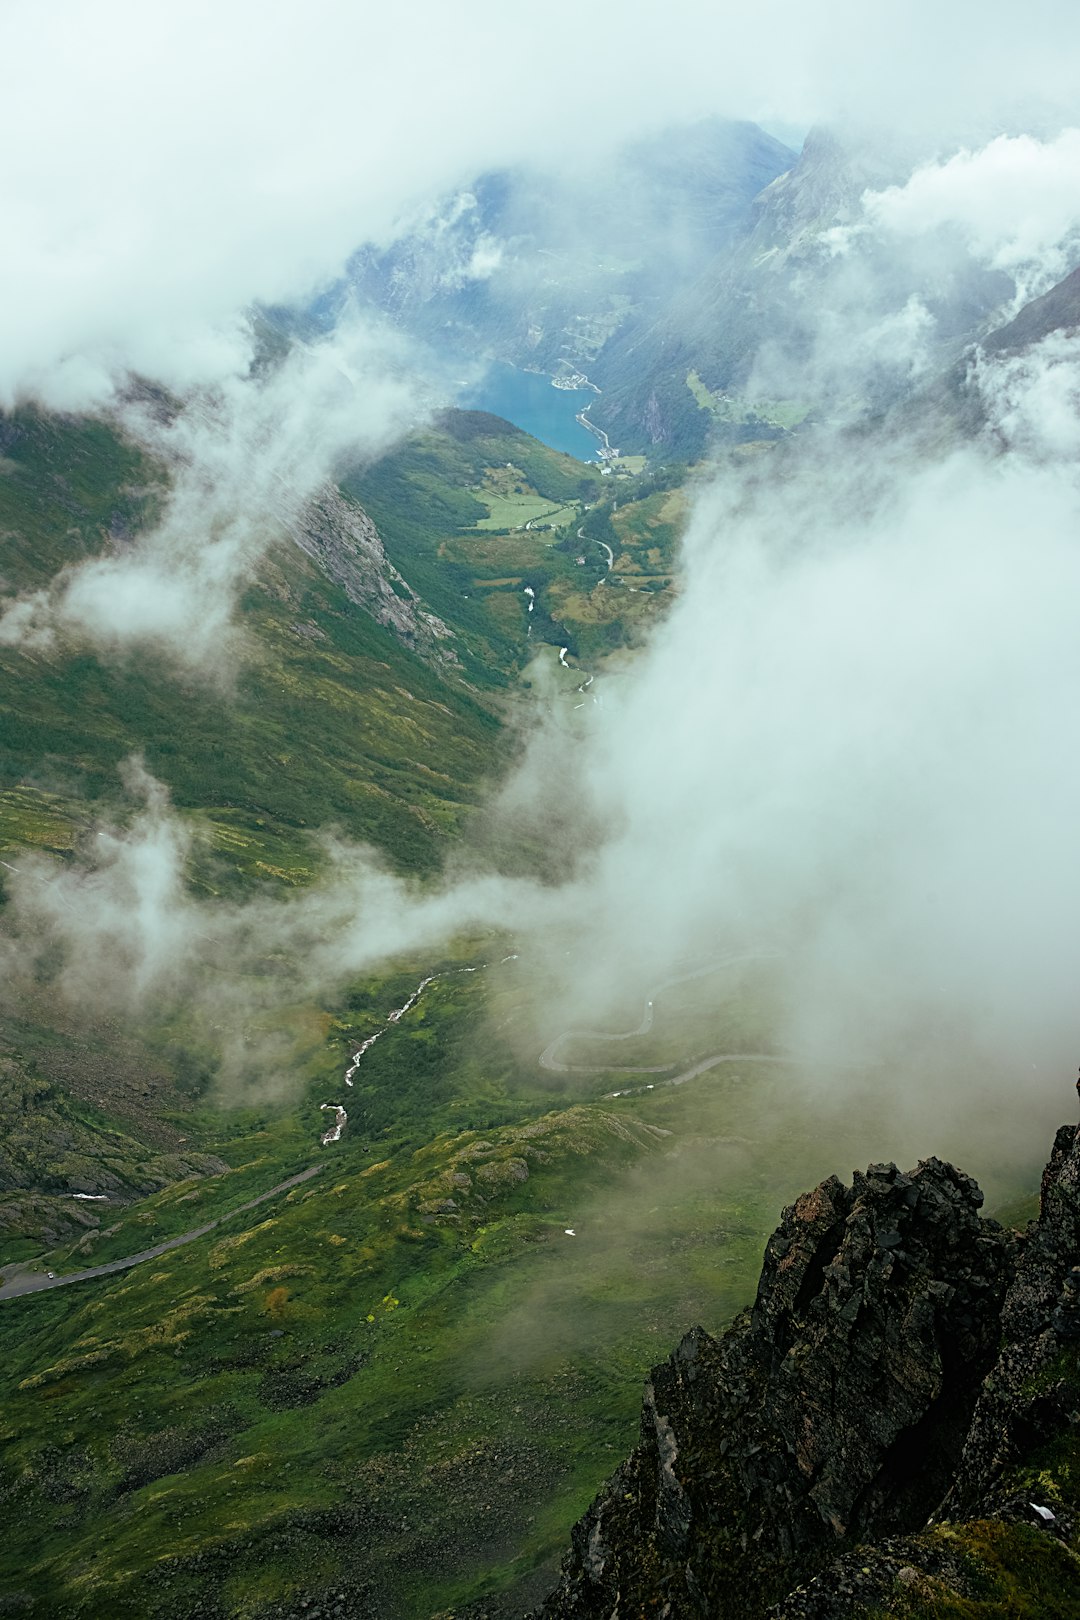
[510,349,1080,1156]
[0,757,539,1095]
[862,130,1080,302]
[7,335,1080,1169]
[0,315,420,667]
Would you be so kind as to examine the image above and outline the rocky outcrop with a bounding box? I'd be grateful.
[287,487,459,671]
[772,1126,1080,1616]
[945,1125,1080,1524]
[538,1145,1055,1618]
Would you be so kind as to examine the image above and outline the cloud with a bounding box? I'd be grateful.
[34,770,527,998]
[861,130,1080,301]
[4,758,197,1006]
[0,758,540,1096]
[742,126,1080,422]
[2,0,1079,412]
[976,331,1080,458]
[3,3,1079,664]
[0,314,421,667]
[11,332,1080,1164]
[486,342,1080,1160]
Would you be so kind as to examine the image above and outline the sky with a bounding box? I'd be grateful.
[4,0,1080,1178]
[0,0,1077,412]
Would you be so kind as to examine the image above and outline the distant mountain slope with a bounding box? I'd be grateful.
[325,119,795,385]
[979,263,1080,354]
[346,408,689,664]
[896,262,1080,444]
[0,410,503,881]
[343,407,604,669]
[590,127,1016,457]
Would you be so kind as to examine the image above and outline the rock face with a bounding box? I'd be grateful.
[539,1150,1031,1617]
[774,1125,1080,1616]
[948,1123,1080,1521]
[287,487,459,671]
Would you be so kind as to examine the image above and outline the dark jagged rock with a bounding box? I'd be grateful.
[946,1124,1080,1525]
[539,1155,1016,1617]
[770,1126,1080,1617]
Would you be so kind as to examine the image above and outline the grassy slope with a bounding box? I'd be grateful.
[3,404,1057,1619]
[0,404,850,1619]
[0,960,880,1618]
[1,926,1039,1617]
[0,411,505,876]
[0,405,692,1240]
[344,409,683,665]
[0,407,516,1248]
[342,409,600,670]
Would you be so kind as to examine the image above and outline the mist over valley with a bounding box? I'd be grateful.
[2,4,1080,1615]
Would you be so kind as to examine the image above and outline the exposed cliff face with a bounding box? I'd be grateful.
[287,486,459,671]
[949,1125,1080,1519]
[539,1129,1080,1618]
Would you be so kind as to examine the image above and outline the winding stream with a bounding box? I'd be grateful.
[326,962,511,1141]
[320,1103,347,1145]
[5,948,795,1300]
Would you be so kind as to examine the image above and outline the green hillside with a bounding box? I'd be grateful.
[0,410,505,876]
[348,410,688,665]
[0,400,822,1619]
[0,398,1053,1618]
[0,403,693,1257]
[0,962,877,1618]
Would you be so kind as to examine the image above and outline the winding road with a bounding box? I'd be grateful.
[538,950,786,1081]
[3,950,795,1304]
[576,525,614,580]
[0,1165,324,1303]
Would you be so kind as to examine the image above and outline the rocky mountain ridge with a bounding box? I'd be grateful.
[538,1125,1080,1617]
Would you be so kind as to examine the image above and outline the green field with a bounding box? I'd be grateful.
[686,369,811,430]
[472,496,579,532]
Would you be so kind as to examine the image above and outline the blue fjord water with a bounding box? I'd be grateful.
[459,363,599,461]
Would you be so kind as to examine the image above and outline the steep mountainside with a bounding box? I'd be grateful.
[539,1125,1080,1617]
[0,395,696,1257]
[1,373,853,1620]
[0,405,516,1250]
[894,261,1080,446]
[0,407,507,873]
[589,127,1015,457]
[327,121,795,385]
[344,409,687,666]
